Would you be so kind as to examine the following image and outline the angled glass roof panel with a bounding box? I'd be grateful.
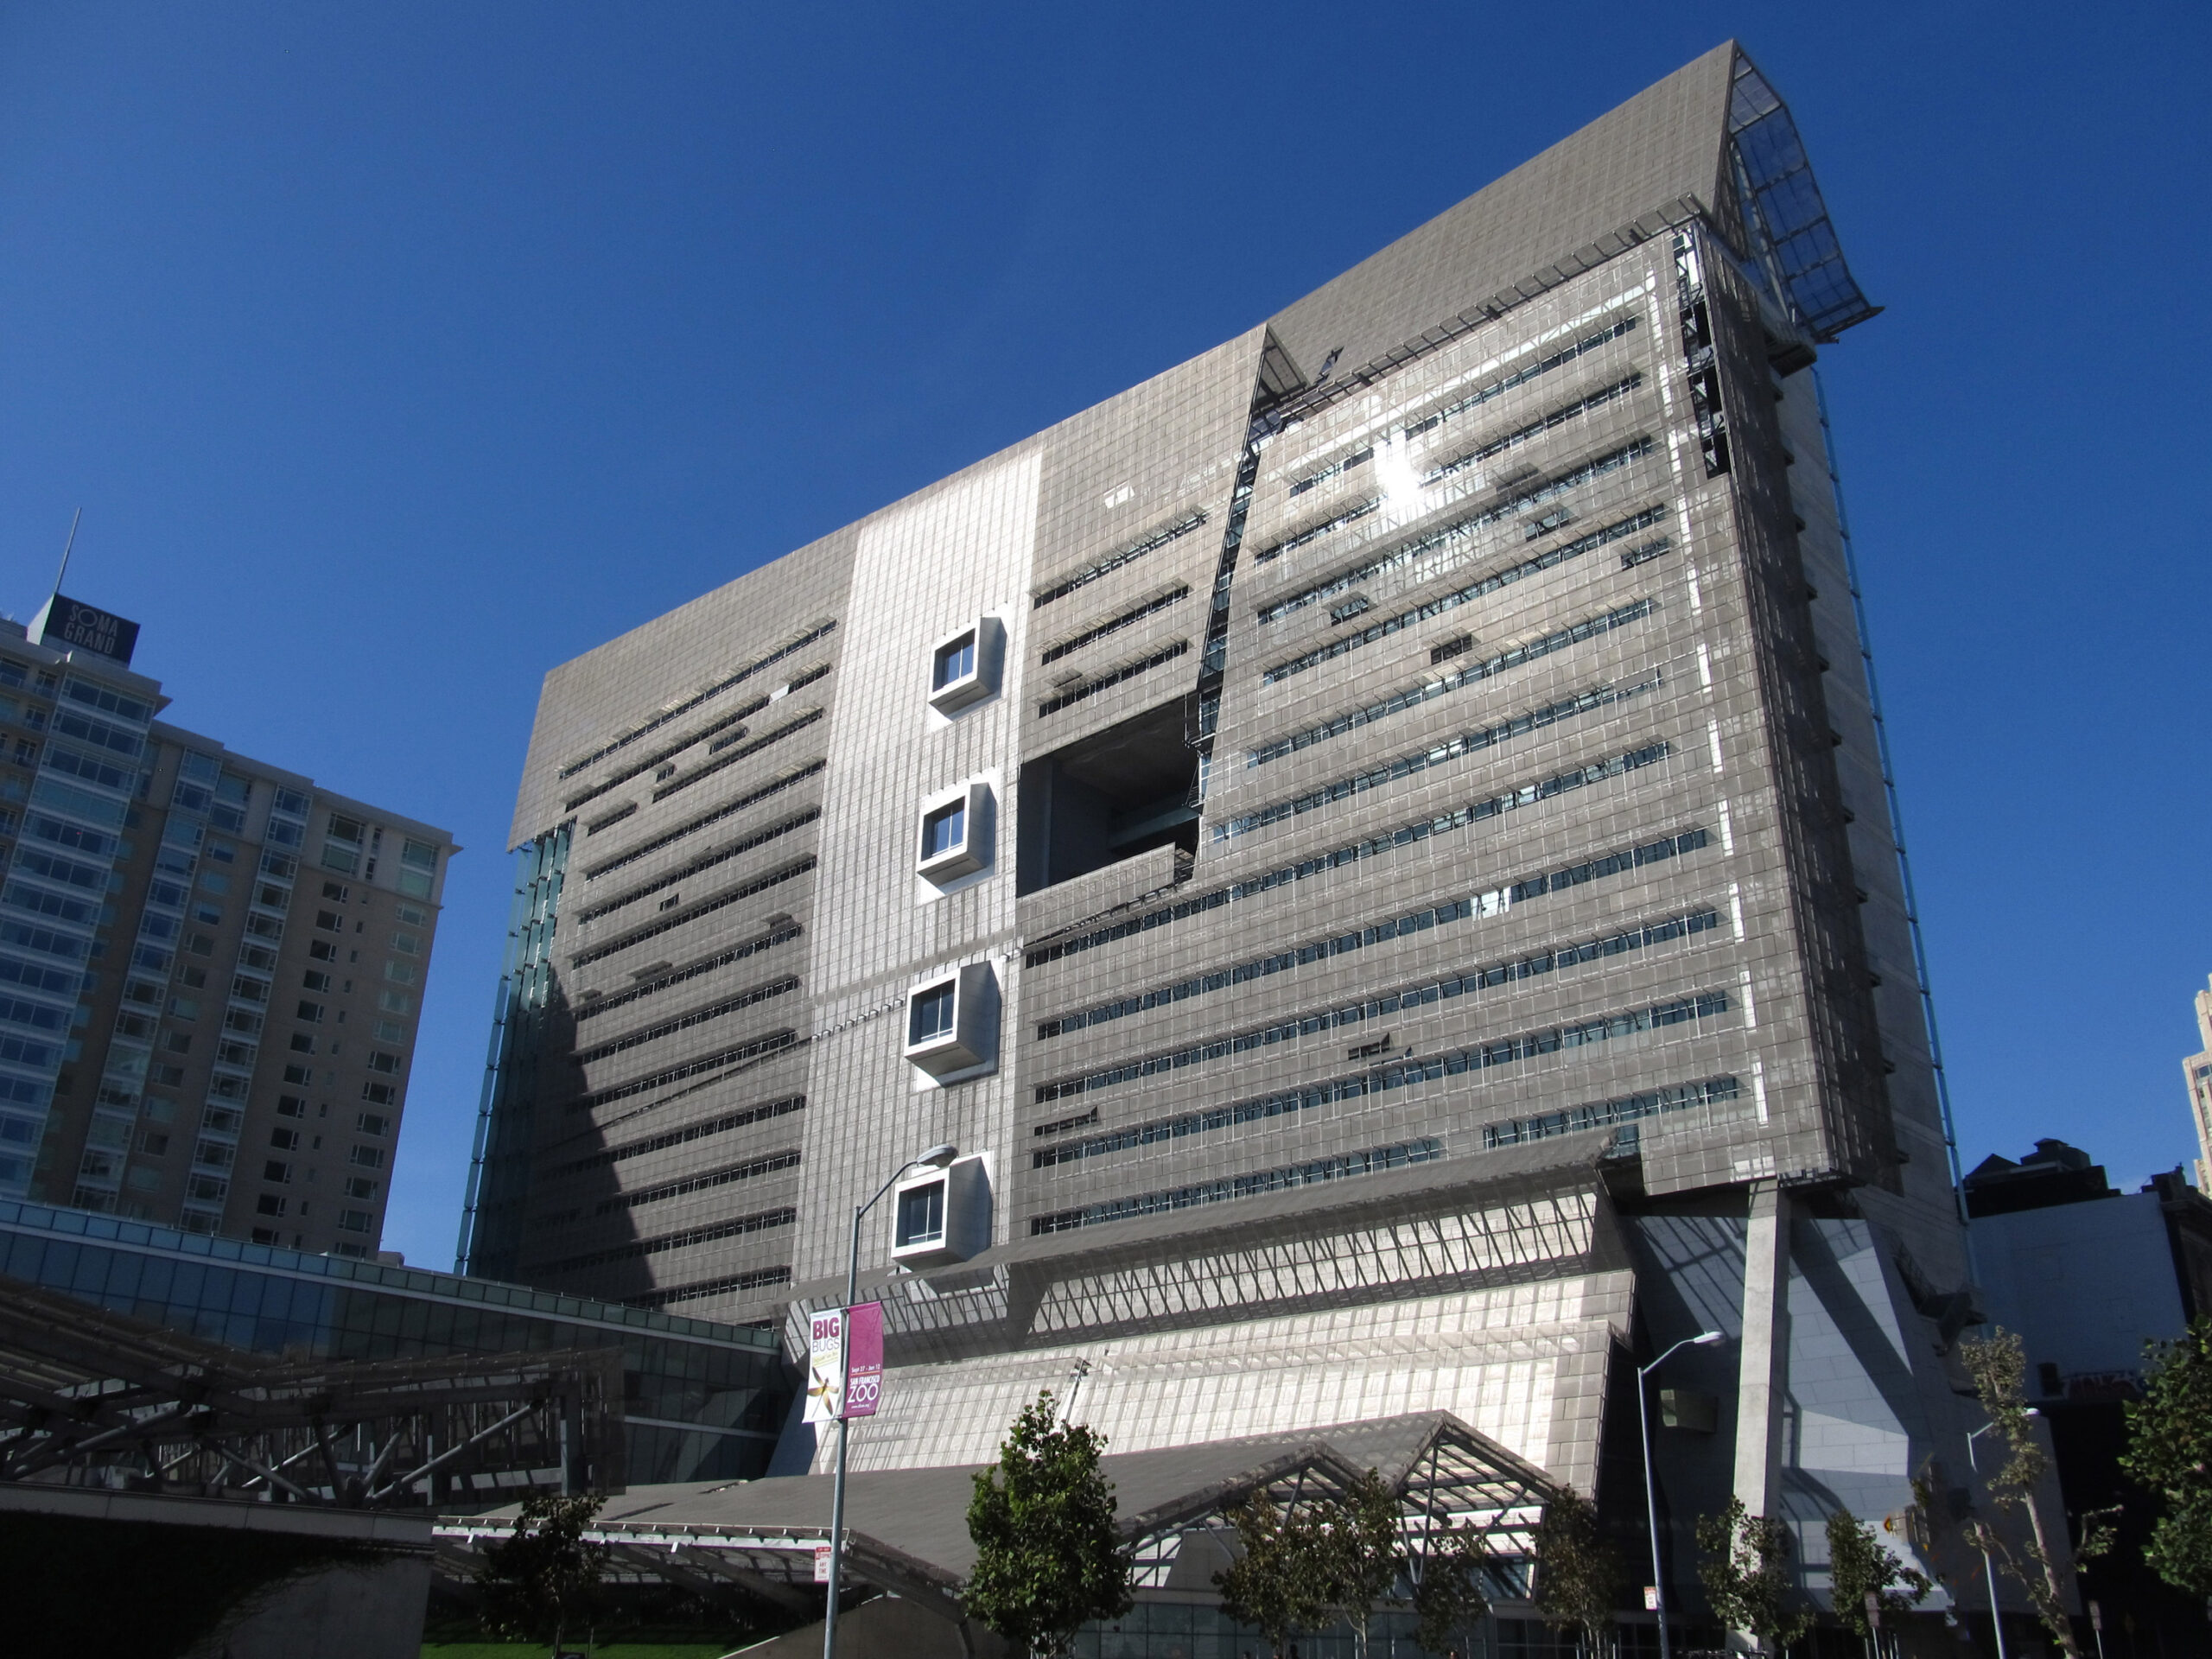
[1726,53,1878,342]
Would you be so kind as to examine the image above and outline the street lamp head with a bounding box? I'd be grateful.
[1691,1330,1726,1346]
[2023,1407,2041,1420]
[914,1143,959,1169]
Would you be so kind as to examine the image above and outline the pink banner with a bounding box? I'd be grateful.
[842,1301,882,1419]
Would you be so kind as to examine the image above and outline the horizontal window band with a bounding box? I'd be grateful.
[1217,675,1662,843]
[1030,1138,1445,1236]
[1033,510,1208,609]
[595,1148,802,1214]
[569,857,815,967]
[1256,510,1666,690]
[1033,989,1731,1171]
[575,810,821,923]
[1255,439,1656,620]
[582,760,826,881]
[1426,372,1645,487]
[1037,827,1709,1040]
[1033,906,1720,1105]
[1024,741,1675,971]
[565,1030,799,1113]
[1286,316,1642,498]
[527,1206,797,1274]
[561,662,833,814]
[556,620,836,780]
[1255,595,1658,767]
[624,1265,792,1310]
[570,976,802,1066]
[1483,1075,1738,1149]
[1253,498,1381,563]
[571,929,804,1025]
[1038,641,1190,717]
[1039,586,1190,665]
[653,708,825,801]
[555,1094,805,1176]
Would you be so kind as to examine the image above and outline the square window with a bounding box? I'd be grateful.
[923,800,963,860]
[889,1154,989,1266]
[925,617,1003,716]
[915,780,992,884]
[895,1180,944,1247]
[902,961,1000,1080]
[932,632,976,692]
[909,983,955,1046]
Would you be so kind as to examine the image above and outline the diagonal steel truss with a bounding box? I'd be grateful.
[1121,1415,1556,1598]
[0,1274,626,1506]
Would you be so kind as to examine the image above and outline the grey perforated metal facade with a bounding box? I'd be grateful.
[461,43,1992,1614]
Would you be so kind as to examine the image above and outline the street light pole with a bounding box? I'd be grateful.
[1637,1330,1726,1659]
[1966,1411,2038,1659]
[821,1142,957,1659]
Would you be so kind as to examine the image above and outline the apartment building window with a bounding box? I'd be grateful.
[256,1194,286,1217]
[338,1209,372,1234]
[398,838,438,899]
[348,1144,385,1169]
[357,1112,388,1135]
[343,1177,378,1200]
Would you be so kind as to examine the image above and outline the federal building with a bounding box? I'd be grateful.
[0,593,456,1255]
[458,43,1986,1628]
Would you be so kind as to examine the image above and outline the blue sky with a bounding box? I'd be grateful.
[0,3,2204,1269]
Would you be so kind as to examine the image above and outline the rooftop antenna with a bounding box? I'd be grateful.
[49,508,82,605]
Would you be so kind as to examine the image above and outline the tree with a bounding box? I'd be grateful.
[1531,1489,1624,1656]
[1824,1510,1929,1638]
[1326,1468,1406,1659]
[1409,1519,1491,1656]
[963,1390,1133,1657]
[1694,1497,1811,1653]
[1215,1494,1341,1658]
[476,1491,609,1656]
[2121,1316,2212,1597]
[1960,1328,2095,1657]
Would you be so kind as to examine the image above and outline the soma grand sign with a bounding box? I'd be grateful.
[30,594,141,667]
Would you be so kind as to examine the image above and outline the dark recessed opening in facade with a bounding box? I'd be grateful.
[1017,697,1199,893]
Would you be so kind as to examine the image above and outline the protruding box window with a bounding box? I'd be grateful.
[916,780,994,884]
[890,1153,992,1268]
[903,961,999,1079]
[926,617,1005,716]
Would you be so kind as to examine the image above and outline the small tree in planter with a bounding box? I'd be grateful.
[1409,1517,1491,1656]
[1216,1493,1342,1658]
[964,1390,1133,1657]
[1824,1508,1929,1643]
[476,1491,609,1656]
[1532,1489,1624,1657]
[1694,1497,1811,1655]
